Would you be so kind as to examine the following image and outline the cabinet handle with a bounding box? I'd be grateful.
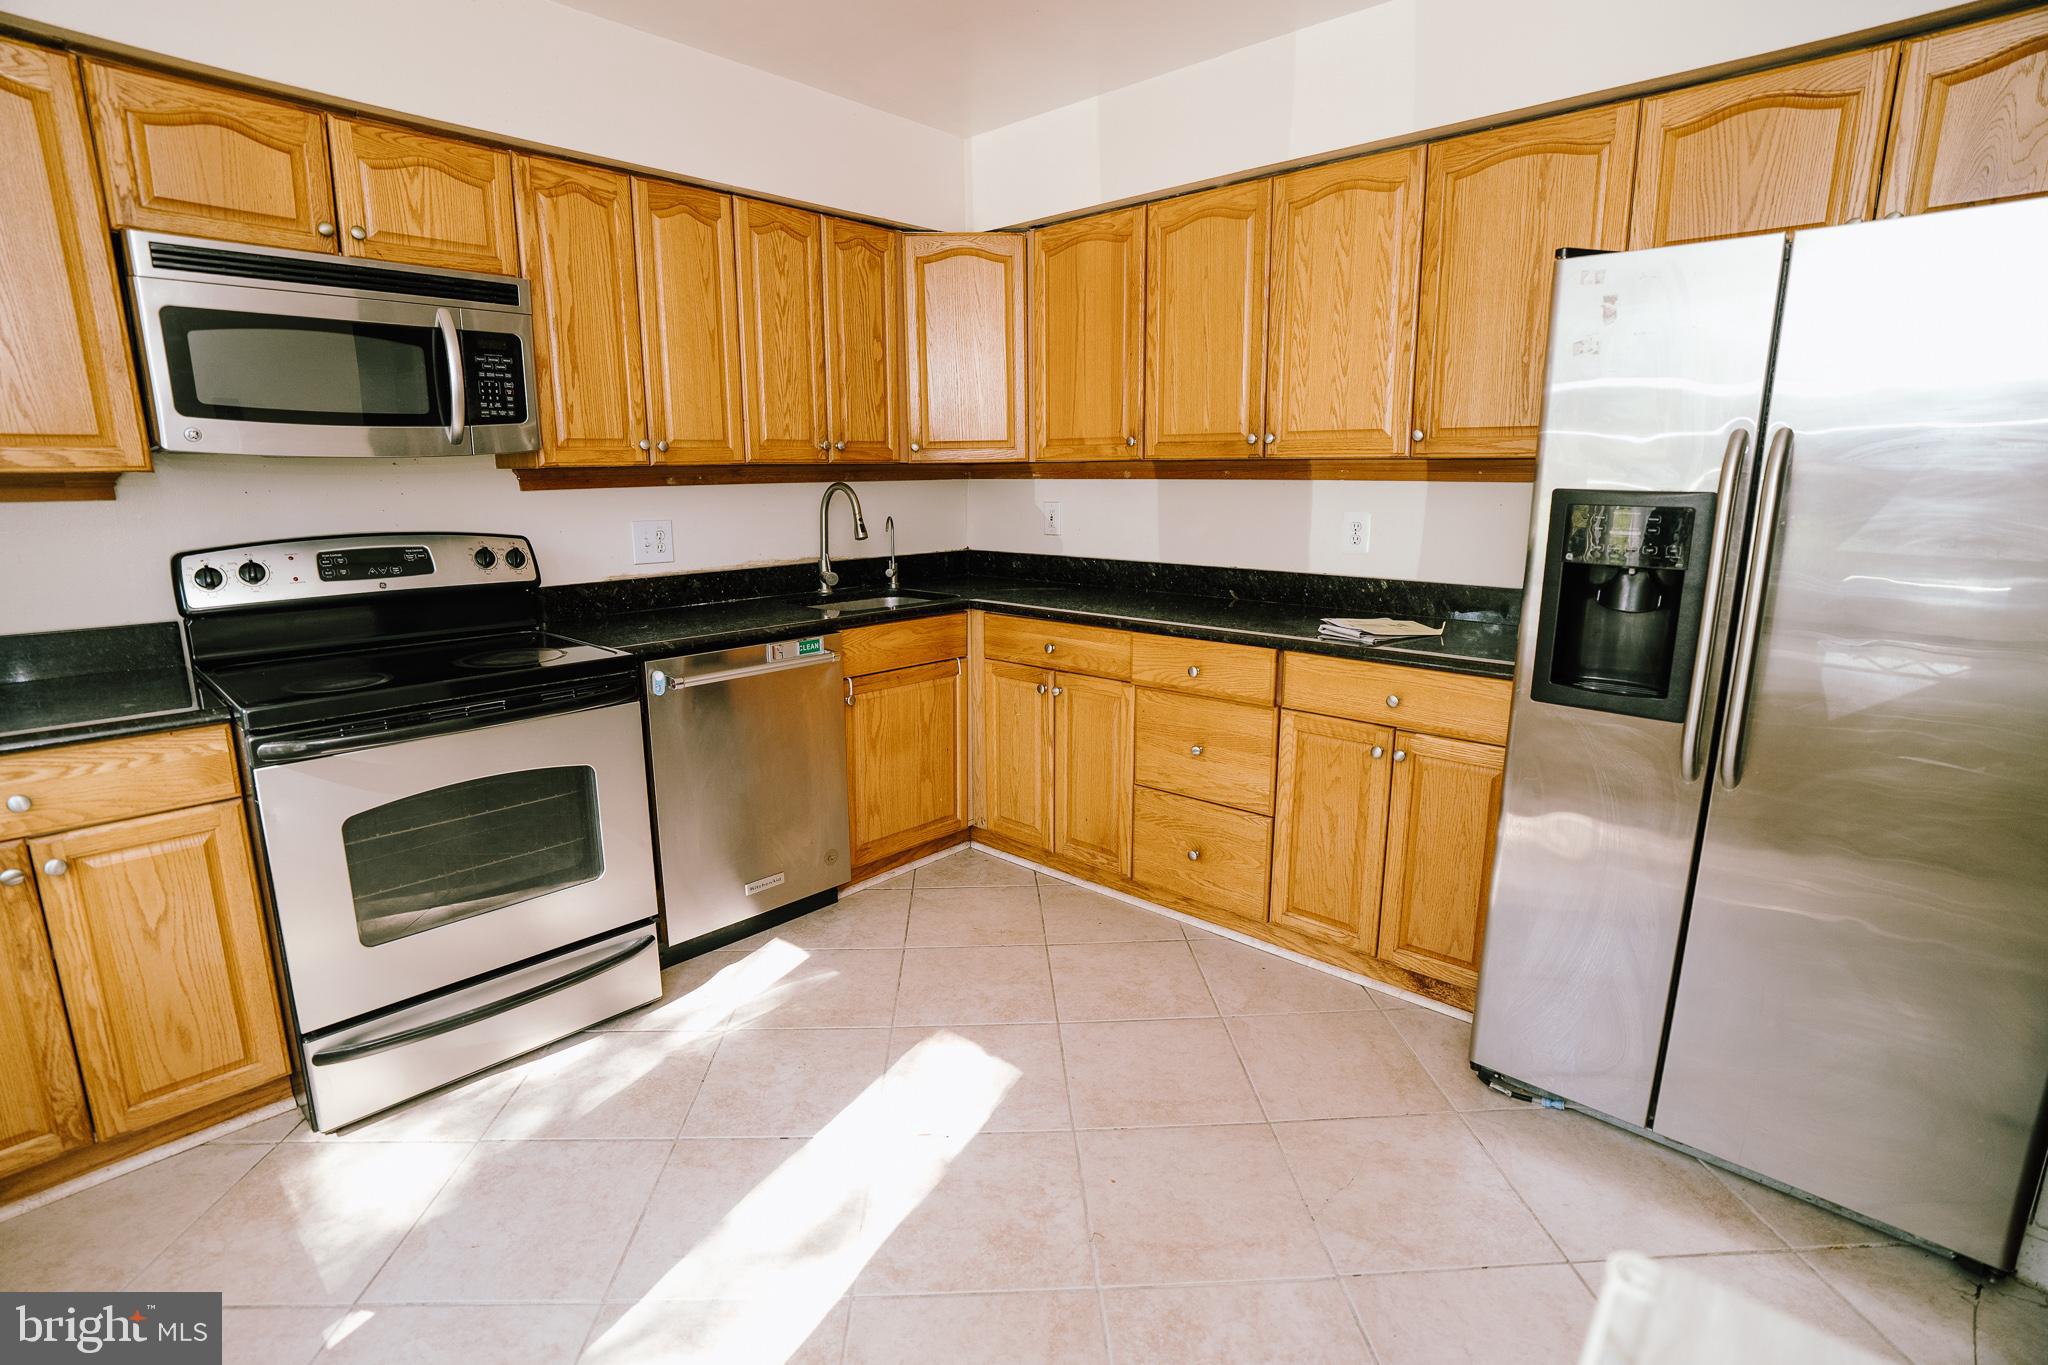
[844,678,854,707]
[0,869,22,887]
[1244,433,1258,444]
[1411,430,1425,443]
[816,439,829,451]
[1189,744,1204,757]
[1385,694,1401,708]
[1186,665,1200,678]
[315,222,335,238]
[1125,435,1137,447]
[1186,849,1201,862]
[656,439,670,453]
[4,794,28,813]
[637,439,651,451]
[1393,750,1407,763]
[41,858,68,877]
[349,225,367,241]
[1371,745,1385,759]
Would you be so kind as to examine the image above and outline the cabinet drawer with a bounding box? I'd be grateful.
[841,613,966,676]
[1134,690,1277,813]
[982,614,1130,678]
[1130,634,1276,704]
[1281,654,1511,745]
[1132,787,1272,921]
[0,726,239,841]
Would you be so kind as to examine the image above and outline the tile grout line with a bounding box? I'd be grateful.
[1453,1108,1580,1273]
[118,1132,291,1293]
[579,1135,684,1359]
[343,1134,482,1311]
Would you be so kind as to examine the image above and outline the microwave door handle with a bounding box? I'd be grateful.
[435,306,466,446]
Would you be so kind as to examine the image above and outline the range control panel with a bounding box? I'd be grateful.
[175,532,536,613]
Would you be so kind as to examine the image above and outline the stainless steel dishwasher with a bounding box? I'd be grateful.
[643,633,850,950]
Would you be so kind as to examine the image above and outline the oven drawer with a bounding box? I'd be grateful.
[302,923,658,1130]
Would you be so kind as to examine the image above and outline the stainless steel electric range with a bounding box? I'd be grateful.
[175,532,659,1130]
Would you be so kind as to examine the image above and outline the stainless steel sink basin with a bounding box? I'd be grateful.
[805,593,943,614]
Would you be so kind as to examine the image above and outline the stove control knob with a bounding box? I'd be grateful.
[473,546,497,569]
[192,565,224,591]
[237,561,267,585]
[504,547,528,570]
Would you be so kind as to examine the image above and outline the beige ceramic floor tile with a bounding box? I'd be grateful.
[729,883,911,952]
[139,1141,470,1304]
[315,1304,596,1363]
[1346,1264,1594,1365]
[1801,1245,1988,1365]
[1976,1277,2048,1365]
[1276,1115,1559,1274]
[905,885,1046,946]
[211,1109,306,1143]
[582,1298,848,1364]
[1227,1011,1447,1120]
[854,1130,1095,1293]
[886,1023,1072,1132]
[1380,1005,1518,1111]
[589,950,757,1032]
[895,946,1056,1025]
[361,1139,667,1303]
[1465,1108,1779,1260]
[718,947,902,1029]
[484,1030,719,1140]
[682,1028,890,1137]
[289,1065,524,1141]
[0,1142,268,1291]
[1102,1280,1370,1365]
[914,848,1036,888]
[845,1289,1108,1365]
[1061,1018,1262,1128]
[1078,1124,1330,1286]
[219,1307,342,1365]
[1038,880,1185,943]
[1579,1253,1906,1361]
[1187,934,1376,1014]
[1048,940,1216,1021]
[1703,1163,1897,1249]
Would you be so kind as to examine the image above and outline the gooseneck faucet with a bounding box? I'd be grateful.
[885,516,899,591]
[818,482,869,595]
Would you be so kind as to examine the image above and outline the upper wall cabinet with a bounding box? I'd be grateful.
[1030,207,1145,461]
[516,155,647,466]
[1881,8,2048,218]
[1414,103,1638,458]
[635,180,745,465]
[735,200,830,462]
[326,116,519,273]
[83,60,336,252]
[903,234,1027,462]
[1630,49,1898,248]
[822,217,905,463]
[1145,181,1271,459]
[1266,150,1424,458]
[0,40,149,480]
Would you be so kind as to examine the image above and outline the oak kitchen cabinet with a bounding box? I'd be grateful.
[823,217,906,462]
[1413,103,1638,458]
[1375,731,1504,991]
[842,616,970,871]
[1029,207,1146,460]
[637,180,747,465]
[1880,7,2048,218]
[0,726,287,1187]
[904,234,1028,461]
[1144,181,1271,458]
[0,39,149,484]
[85,59,517,270]
[1629,48,1898,248]
[1267,709,1394,948]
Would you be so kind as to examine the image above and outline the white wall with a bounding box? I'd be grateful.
[0,457,968,634]
[967,480,1532,589]
[967,0,1952,227]
[12,0,969,229]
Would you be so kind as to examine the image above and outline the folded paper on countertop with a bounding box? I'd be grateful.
[1317,617,1445,643]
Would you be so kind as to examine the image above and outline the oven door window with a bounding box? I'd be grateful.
[341,767,605,947]
[159,306,451,426]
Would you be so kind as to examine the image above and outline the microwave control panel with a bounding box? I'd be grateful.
[462,331,528,425]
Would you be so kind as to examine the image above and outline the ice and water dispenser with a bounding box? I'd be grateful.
[1529,490,1716,723]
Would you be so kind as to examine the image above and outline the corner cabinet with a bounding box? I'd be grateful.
[1880,8,2048,217]
[1144,181,1271,458]
[903,234,1028,461]
[0,39,149,486]
[1029,207,1146,460]
[1413,103,1638,458]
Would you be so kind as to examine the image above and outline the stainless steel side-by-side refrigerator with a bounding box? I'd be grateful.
[1471,196,2048,1270]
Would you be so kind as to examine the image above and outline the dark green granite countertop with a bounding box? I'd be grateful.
[1,624,228,755]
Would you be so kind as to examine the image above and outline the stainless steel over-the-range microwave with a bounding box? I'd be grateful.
[121,230,540,458]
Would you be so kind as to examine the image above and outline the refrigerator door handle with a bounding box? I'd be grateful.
[1718,425,1793,788]
[1680,426,1751,781]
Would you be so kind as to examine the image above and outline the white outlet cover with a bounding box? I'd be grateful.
[1343,513,1371,555]
[632,519,675,565]
[1041,501,1064,536]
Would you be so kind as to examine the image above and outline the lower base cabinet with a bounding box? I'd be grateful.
[1131,786,1272,919]
[1267,710,1394,948]
[1375,732,1504,991]
[846,659,968,866]
[978,660,1056,851]
[1052,673,1133,877]
[0,841,91,1179]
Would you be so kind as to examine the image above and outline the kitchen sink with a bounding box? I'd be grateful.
[805,592,946,614]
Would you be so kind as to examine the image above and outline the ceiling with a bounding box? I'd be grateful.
[554,0,1383,135]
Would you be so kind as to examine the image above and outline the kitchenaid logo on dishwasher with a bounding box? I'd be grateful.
[744,872,786,896]
[6,1293,221,1361]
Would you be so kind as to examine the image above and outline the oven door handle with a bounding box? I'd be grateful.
[436,306,466,447]
[307,932,655,1067]
[252,685,634,764]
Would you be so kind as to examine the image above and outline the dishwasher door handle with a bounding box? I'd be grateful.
[673,651,842,688]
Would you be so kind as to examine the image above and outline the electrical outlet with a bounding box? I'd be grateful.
[1041,501,1064,536]
[1342,514,1371,556]
[631,519,674,565]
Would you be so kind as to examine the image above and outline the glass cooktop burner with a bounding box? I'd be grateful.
[459,647,569,669]
[282,671,394,695]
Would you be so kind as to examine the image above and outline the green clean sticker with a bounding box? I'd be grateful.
[797,637,823,655]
